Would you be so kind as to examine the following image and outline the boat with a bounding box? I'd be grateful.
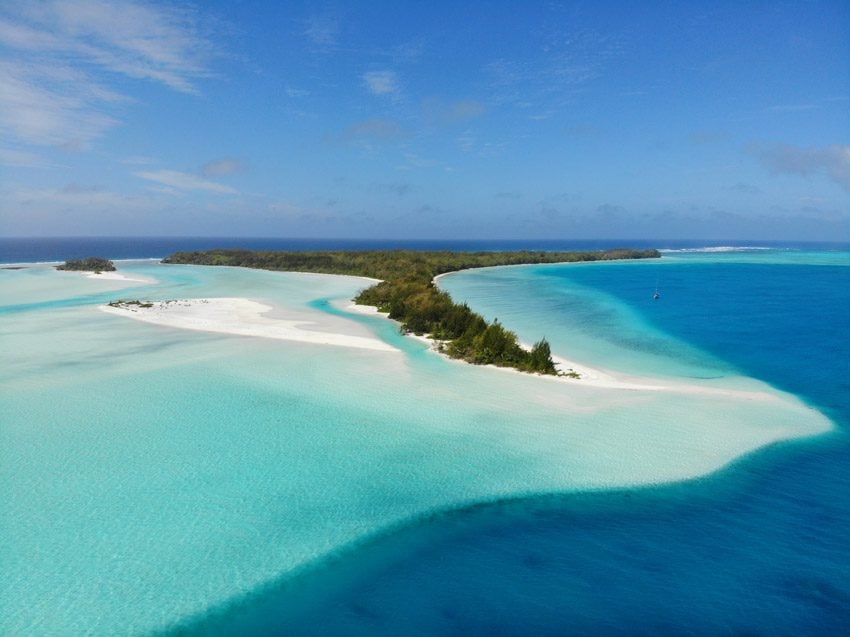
[653,287,661,300]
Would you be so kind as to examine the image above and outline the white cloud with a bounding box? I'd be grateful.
[363,70,399,95]
[135,169,238,194]
[3,2,213,92]
[0,60,120,147]
[0,1,216,148]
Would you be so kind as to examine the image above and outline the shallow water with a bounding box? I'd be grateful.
[1,248,846,635]
[268,248,849,636]
[198,248,850,636]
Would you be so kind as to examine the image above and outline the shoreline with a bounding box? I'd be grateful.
[346,302,808,404]
[95,262,827,410]
[95,264,833,448]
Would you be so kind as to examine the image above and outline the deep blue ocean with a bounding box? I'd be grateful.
[5,238,849,635]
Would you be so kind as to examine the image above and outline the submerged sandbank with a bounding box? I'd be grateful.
[100,297,398,352]
[3,261,837,636]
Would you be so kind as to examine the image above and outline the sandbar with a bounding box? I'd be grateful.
[100,297,398,352]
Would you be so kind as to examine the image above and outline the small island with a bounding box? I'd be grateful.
[56,257,116,273]
[163,248,660,376]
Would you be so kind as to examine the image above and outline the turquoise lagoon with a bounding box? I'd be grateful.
[1,247,847,635]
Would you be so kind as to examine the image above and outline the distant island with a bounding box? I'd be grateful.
[163,249,660,376]
[56,257,116,273]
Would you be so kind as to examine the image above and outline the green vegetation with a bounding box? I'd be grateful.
[163,248,660,376]
[56,257,116,272]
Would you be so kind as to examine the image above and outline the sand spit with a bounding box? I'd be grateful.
[346,303,783,403]
[100,298,399,352]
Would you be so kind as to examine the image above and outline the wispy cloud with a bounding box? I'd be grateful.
[484,24,618,113]
[383,37,426,62]
[363,70,399,95]
[457,130,476,153]
[0,59,120,147]
[767,103,818,113]
[303,13,339,49]
[0,1,216,148]
[1,2,214,90]
[201,158,246,177]
[2,182,152,212]
[767,96,850,113]
[751,143,850,190]
[455,129,506,158]
[0,182,262,235]
[135,169,238,194]
[285,85,309,98]
[0,146,52,167]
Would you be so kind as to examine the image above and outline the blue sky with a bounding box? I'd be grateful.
[1,1,848,240]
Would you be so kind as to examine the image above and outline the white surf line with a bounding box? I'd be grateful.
[100,297,399,352]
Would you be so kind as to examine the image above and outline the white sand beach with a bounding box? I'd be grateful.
[85,270,156,283]
[100,297,398,352]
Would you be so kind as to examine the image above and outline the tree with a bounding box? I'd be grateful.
[529,338,556,373]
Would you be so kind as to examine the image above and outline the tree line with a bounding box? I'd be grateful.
[56,257,116,272]
[162,248,660,375]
